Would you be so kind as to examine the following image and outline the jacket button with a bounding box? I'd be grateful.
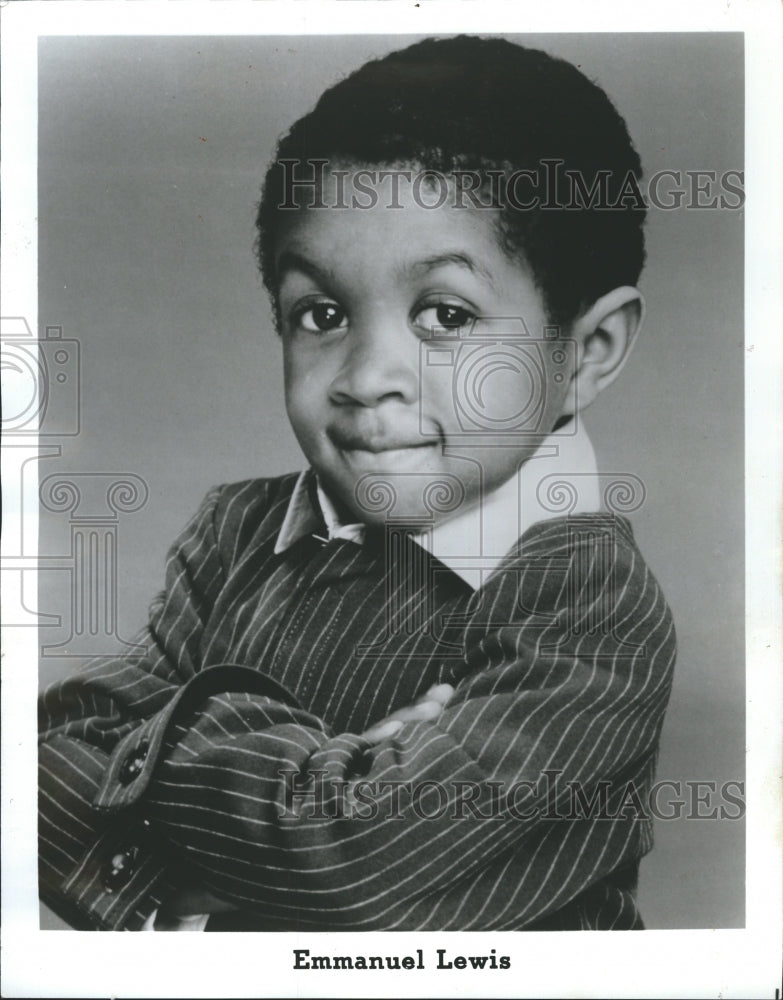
[103,845,139,893]
[118,739,150,785]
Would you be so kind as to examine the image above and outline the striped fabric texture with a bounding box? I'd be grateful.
[39,473,676,931]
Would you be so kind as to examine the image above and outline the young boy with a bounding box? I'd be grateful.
[38,35,676,931]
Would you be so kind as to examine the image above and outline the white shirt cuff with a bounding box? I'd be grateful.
[142,907,210,932]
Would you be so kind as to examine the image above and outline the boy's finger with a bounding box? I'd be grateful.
[420,683,455,706]
[361,718,404,743]
[394,699,444,722]
[361,699,445,742]
[360,687,455,742]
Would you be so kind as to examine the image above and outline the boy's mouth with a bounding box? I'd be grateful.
[331,436,434,455]
[327,426,441,454]
[325,429,444,474]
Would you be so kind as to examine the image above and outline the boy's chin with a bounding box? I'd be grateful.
[325,469,478,529]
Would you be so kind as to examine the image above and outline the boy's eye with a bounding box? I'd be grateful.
[296,302,347,333]
[415,303,475,332]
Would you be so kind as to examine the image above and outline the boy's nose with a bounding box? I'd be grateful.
[328,323,419,407]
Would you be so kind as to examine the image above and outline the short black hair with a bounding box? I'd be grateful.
[256,35,646,328]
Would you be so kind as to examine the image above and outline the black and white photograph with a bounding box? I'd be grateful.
[2,2,781,997]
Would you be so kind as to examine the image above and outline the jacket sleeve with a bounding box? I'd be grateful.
[38,483,289,930]
[86,517,677,930]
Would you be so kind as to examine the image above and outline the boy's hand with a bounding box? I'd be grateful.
[360,683,455,744]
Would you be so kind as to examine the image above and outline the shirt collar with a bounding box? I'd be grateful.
[274,418,600,589]
[274,473,366,553]
[415,419,600,588]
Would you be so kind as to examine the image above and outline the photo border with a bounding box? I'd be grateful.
[2,1,781,997]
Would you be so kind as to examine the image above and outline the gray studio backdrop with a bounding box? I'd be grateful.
[36,32,744,930]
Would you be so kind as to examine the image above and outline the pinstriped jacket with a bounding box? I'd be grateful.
[39,471,676,931]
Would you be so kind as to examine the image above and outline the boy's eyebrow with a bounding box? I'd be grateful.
[278,248,495,287]
[405,251,496,288]
[276,250,334,286]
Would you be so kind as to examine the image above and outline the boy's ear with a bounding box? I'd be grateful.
[562,286,645,416]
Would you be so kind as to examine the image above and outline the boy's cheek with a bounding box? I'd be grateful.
[284,360,330,426]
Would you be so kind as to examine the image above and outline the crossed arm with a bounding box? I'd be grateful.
[40,606,671,930]
[158,684,456,922]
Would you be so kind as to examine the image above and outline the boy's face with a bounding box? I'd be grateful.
[275,173,574,526]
